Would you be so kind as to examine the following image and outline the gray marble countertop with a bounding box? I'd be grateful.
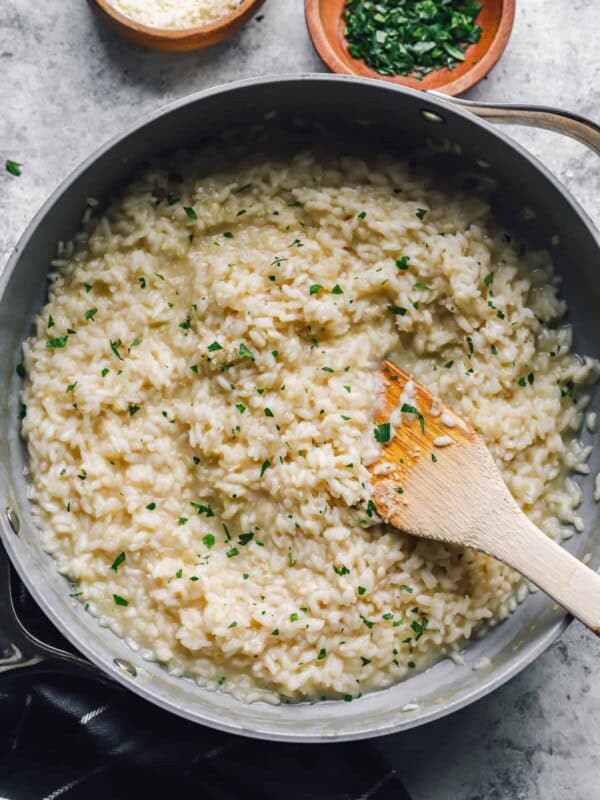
[1,1,599,797]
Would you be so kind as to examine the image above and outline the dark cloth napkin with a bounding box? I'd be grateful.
[0,573,412,800]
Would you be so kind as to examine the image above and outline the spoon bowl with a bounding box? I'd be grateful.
[305,0,515,96]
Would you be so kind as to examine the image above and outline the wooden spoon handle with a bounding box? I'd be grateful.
[487,512,600,635]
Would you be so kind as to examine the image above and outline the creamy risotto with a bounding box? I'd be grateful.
[21,143,597,703]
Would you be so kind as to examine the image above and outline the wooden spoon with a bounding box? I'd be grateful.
[369,360,600,634]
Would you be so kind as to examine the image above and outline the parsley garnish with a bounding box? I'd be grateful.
[416,208,428,220]
[203,534,215,549]
[357,586,366,595]
[85,308,98,321]
[331,284,344,294]
[129,404,140,416]
[6,159,22,176]
[110,552,126,572]
[208,341,223,352]
[333,564,350,576]
[184,206,197,220]
[109,339,123,360]
[113,594,129,607]
[260,459,271,477]
[374,422,391,443]
[46,336,68,349]
[396,256,410,269]
[239,342,254,360]
[309,284,323,295]
[387,305,407,315]
[191,502,214,517]
[317,648,327,660]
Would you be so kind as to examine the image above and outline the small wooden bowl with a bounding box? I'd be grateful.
[305,0,515,96]
[91,0,266,51]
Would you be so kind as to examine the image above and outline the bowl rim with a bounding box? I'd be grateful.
[92,0,264,41]
[304,0,516,97]
[2,74,598,742]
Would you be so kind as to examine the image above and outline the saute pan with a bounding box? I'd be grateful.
[1,75,599,742]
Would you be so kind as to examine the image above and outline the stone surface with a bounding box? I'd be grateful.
[0,1,598,798]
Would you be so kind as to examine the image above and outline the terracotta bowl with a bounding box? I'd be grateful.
[305,0,515,96]
[91,0,266,51]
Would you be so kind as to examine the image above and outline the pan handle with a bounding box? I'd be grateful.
[0,544,100,677]
[428,92,600,155]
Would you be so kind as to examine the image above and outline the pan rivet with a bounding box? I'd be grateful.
[114,658,137,677]
[421,109,445,124]
[6,506,20,535]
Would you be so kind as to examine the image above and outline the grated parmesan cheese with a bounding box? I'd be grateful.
[108,0,243,30]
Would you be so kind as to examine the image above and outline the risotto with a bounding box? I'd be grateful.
[20,144,597,703]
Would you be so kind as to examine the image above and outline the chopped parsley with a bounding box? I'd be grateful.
[184,206,197,220]
[484,272,494,287]
[317,648,327,660]
[333,564,350,576]
[178,517,188,525]
[387,305,407,315]
[357,586,366,595]
[416,208,428,220]
[113,594,129,607]
[109,339,123,360]
[235,403,246,414]
[85,308,98,321]
[264,408,274,417]
[110,552,126,572]
[238,532,254,546]
[373,422,391,443]
[396,256,410,269]
[401,403,425,432]
[191,502,214,517]
[310,284,323,295]
[414,282,431,290]
[357,211,367,220]
[129,404,140,416]
[443,360,453,368]
[239,342,254,360]
[360,615,374,629]
[208,341,223,352]
[331,284,344,294]
[6,159,22,176]
[260,459,271,477]
[203,534,215,549]
[46,336,69,349]
[145,502,156,510]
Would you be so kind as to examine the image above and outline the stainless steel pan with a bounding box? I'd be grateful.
[1,75,599,742]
